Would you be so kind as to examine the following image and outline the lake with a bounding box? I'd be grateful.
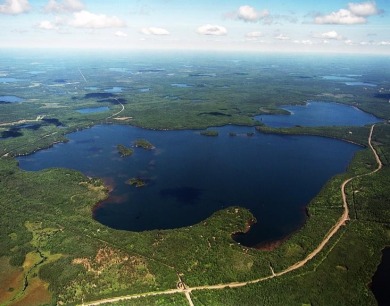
[256,101,381,128]
[17,102,381,247]
[76,106,110,114]
[0,95,24,103]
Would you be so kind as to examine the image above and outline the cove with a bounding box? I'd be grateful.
[18,123,361,247]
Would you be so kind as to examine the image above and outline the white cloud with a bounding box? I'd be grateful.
[275,34,289,40]
[348,1,378,17]
[237,5,269,22]
[141,27,170,35]
[315,8,366,24]
[0,0,30,15]
[197,24,227,36]
[378,41,390,46]
[345,39,354,45]
[69,10,126,28]
[45,0,84,13]
[293,40,313,45]
[246,31,262,38]
[315,1,381,25]
[115,31,127,37]
[320,31,342,40]
[37,20,58,30]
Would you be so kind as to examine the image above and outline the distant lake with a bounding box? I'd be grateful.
[104,87,122,93]
[0,95,24,103]
[171,83,193,88]
[321,75,376,87]
[18,101,380,247]
[345,81,377,87]
[76,106,109,114]
[256,101,381,128]
[322,75,356,81]
[0,77,21,83]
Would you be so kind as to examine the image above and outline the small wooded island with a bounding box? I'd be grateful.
[200,130,219,136]
[117,144,134,157]
[126,177,147,187]
[134,139,155,150]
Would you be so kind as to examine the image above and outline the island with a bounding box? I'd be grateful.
[117,144,133,157]
[134,139,155,150]
[126,177,147,188]
[200,130,219,136]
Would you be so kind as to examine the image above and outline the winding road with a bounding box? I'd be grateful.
[82,125,383,306]
[106,99,125,120]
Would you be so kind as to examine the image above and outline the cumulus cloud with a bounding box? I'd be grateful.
[315,1,381,24]
[0,0,30,15]
[236,5,269,22]
[44,0,84,13]
[115,30,127,37]
[378,41,390,46]
[320,30,343,40]
[348,1,378,16]
[197,24,227,36]
[69,10,125,28]
[37,20,58,30]
[315,8,366,24]
[141,27,170,35]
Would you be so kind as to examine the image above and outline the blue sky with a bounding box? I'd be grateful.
[0,0,389,53]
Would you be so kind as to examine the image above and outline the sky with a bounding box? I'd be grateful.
[0,0,389,54]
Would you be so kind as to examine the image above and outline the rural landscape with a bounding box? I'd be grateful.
[0,1,389,305]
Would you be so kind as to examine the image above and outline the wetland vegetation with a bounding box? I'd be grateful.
[0,51,389,305]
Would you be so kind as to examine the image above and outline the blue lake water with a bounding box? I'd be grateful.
[0,95,24,103]
[19,103,378,246]
[104,87,122,93]
[29,70,46,75]
[322,76,356,81]
[18,125,359,246]
[0,78,21,83]
[256,101,381,128]
[171,83,193,88]
[76,106,110,114]
[17,102,382,247]
[345,81,377,87]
